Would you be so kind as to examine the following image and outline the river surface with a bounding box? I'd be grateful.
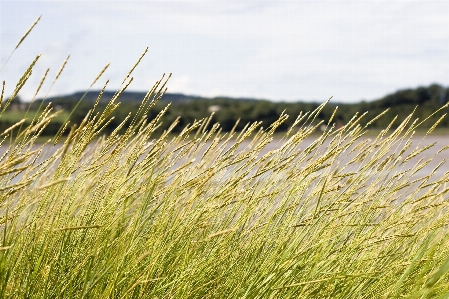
[1,135,449,181]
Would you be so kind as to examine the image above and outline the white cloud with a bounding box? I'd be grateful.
[1,0,449,103]
[167,74,191,93]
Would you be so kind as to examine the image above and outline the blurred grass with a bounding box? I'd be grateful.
[0,110,70,122]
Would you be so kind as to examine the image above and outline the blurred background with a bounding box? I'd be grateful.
[1,0,449,134]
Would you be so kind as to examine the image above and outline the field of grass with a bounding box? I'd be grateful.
[2,17,449,298]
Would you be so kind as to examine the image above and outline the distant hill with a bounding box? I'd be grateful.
[6,83,449,135]
[41,91,203,104]
[39,83,448,108]
[348,83,449,128]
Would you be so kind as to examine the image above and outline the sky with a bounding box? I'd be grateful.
[1,0,448,103]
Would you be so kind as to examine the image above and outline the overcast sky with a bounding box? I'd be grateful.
[1,1,448,103]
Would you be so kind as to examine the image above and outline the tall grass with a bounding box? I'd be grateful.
[1,18,449,298]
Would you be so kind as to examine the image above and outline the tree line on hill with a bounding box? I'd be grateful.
[2,83,449,137]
